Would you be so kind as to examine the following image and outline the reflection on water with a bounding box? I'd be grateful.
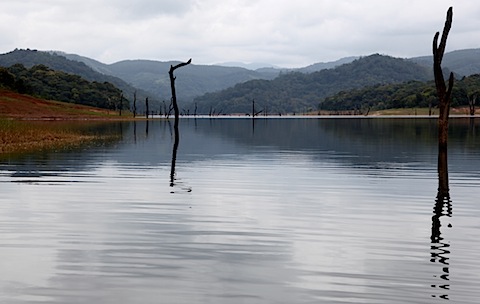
[170,120,179,188]
[1,118,480,304]
[431,147,452,300]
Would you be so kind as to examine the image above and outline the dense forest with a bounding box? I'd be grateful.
[0,64,128,110]
[320,74,480,112]
[0,49,154,110]
[192,54,433,114]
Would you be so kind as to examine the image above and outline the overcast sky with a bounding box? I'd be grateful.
[0,0,477,68]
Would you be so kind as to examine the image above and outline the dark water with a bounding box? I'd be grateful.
[1,118,479,303]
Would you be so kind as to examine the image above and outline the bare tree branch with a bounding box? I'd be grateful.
[433,7,453,149]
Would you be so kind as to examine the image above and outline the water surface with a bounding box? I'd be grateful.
[1,118,479,303]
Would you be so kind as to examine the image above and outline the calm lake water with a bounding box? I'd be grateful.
[1,117,480,303]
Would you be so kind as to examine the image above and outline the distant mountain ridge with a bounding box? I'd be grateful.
[58,53,280,102]
[295,56,358,73]
[193,54,433,114]
[1,48,480,114]
[61,48,480,107]
[409,48,480,77]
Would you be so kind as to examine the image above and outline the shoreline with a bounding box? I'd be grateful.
[1,89,478,155]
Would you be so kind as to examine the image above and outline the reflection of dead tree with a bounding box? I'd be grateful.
[133,121,137,143]
[431,144,452,300]
[169,125,179,187]
[433,7,454,149]
[168,59,192,187]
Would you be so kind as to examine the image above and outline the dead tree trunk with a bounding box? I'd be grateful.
[169,59,192,125]
[433,7,454,149]
[145,97,149,119]
[251,99,262,117]
[468,93,477,116]
[168,59,191,187]
[133,91,137,118]
[119,93,123,116]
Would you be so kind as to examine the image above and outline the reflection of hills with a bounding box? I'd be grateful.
[115,118,480,178]
[2,118,479,177]
[187,118,480,174]
[0,122,127,174]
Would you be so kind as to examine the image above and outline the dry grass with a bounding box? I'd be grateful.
[0,119,98,154]
[0,89,129,120]
[0,89,130,154]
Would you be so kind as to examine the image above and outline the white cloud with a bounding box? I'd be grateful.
[0,0,477,67]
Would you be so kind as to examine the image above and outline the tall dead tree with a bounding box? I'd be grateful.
[168,59,191,187]
[433,7,454,149]
[169,59,192,126]
[431,12,454,293]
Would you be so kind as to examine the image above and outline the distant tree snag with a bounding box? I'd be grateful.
[169,59,192,126]
[145,97,149,119]
[433,7,454,149]
[251,99,262,117]
[119,93,124,116]
[133,91,137,118]
[468,93,477,116]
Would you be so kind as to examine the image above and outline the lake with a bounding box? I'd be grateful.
[1,117,479,303]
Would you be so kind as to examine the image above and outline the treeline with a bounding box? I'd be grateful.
[320,74,480,111]
[193,54,433,114]
[0,64,128,110]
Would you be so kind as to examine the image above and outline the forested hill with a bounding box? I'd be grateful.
[59,56,279,103]
[193,54,433,114]
[0,49,151,106]
[321,74,480,112]
[0,64,128,110]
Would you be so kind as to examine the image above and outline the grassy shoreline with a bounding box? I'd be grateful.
[0,119,98,154]
[0,89,131,154]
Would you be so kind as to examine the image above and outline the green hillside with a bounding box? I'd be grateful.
[321,74,480,112]
[410,48,480,77]
[193,54,433,114]
[0,49,153,110]
[0,64,128,110]
[103,59,277,103]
